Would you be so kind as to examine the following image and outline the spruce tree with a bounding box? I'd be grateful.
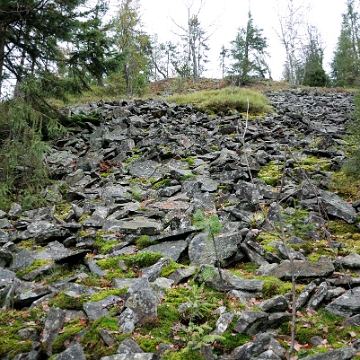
[301,26,328,87]
[229,11,268,85]
[331,0,360,87]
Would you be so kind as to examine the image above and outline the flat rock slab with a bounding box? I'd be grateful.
[100,354,154,360]
[268,260,334,280]
[143,240,187,261]
[196,265,264,292]
[324,287,360,317]
[119,217,162,235]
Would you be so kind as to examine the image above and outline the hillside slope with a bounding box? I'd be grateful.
[1,85,360,360]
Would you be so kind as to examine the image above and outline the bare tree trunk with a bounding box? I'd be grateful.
[0,29,5,99]
[276,0,307,86]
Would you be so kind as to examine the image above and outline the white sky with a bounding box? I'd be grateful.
[134,0,348,80]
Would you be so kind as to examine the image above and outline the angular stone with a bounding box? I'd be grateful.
[99,329,117,347]
[300,188,356,223]
[307,281,328,311]
[143,240,187,262]
[117,337,144,354]
[40,308,66,356]
[10,249,35,272]
[196,264,264,292]
[0,248,13,267]
[8,203,22,220]
[338,253,360,269]
[128,159,164,178]
[230,332,285,360]
[212,310,236,335]
[269,260,334,280]
[142,257,172,282]
[53,342,87,360]
[83,295,123,320]
[53,249,91,264]
[119,217,162,235]
[233,311,269,335]
[259,295,289,312]
[118,308,139,333]
[324,287,360,317]
[168,266,197,285]
[14,282,51,308]
[301,346,355,360]
[124,277,158,323]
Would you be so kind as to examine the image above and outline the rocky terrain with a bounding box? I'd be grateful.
[1,88,360,359]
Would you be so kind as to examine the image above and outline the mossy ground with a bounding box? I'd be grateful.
[0,308,43,359]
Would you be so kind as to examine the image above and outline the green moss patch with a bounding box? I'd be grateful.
[0,308,43,359]
[258,161,283,186]
[96,252,163,280]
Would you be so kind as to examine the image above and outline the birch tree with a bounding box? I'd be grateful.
[276,0,308,85]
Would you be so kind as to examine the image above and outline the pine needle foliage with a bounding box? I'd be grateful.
[192,210,222,239]
[192,210,224,283]
[0,96,65,211]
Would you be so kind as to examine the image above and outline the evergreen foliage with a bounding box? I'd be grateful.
[192,210,224,283]
[0,97,58,210]
[110,0,151,96]
[331,0,360,87]
[228,11,268,85]
[301,26,329,87]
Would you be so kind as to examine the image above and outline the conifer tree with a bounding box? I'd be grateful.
[0,0,115,209]
[229,11,268,85]
[331,0,360,87]
[301,25,328,87]
[110,0,151,96]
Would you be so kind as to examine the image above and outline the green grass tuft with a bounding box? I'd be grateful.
[164,87,272,115]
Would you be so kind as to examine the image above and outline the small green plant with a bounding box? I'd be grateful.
[181,282,214,323]
[192,210,223,282]
[180,322,225,354]
[279,208,316,238]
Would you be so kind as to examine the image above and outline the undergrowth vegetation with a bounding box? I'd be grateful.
[164,86,272,115]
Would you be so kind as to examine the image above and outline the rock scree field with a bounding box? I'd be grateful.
[1,81,360,360]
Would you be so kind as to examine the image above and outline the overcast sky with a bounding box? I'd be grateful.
[137,0,349,80]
